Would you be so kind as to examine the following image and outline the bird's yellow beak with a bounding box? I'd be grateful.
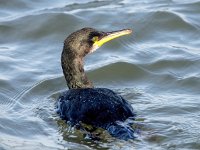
[92,29,132,48]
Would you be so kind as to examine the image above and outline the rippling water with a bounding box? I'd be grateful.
[0,0,200,149]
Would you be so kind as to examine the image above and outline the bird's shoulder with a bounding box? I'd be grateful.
[59,88,124,103]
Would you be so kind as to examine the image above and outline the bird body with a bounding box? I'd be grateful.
[57,88,134,127]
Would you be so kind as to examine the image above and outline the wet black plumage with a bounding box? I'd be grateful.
[58,88,134,127]
[57,27,136,140]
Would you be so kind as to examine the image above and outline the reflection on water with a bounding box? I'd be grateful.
[0,0,200,149]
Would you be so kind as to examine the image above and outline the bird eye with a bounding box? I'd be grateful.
[91,36,99,42]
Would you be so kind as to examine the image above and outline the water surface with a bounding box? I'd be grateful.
[0,0,200,149]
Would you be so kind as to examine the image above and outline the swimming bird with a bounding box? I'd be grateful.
[57,27,135,140]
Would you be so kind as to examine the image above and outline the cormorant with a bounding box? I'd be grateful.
[57,27,136,140]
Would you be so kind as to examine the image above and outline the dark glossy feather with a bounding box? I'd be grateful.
[57,88,136,140]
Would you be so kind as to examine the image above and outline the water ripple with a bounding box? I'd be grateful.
[1,0,200,149]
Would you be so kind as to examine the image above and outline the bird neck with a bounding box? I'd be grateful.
[61,51,93,89]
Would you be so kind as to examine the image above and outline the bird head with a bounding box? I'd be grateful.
[64,27,132,57]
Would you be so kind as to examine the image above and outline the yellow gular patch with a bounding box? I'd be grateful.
[92,36,99,42]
